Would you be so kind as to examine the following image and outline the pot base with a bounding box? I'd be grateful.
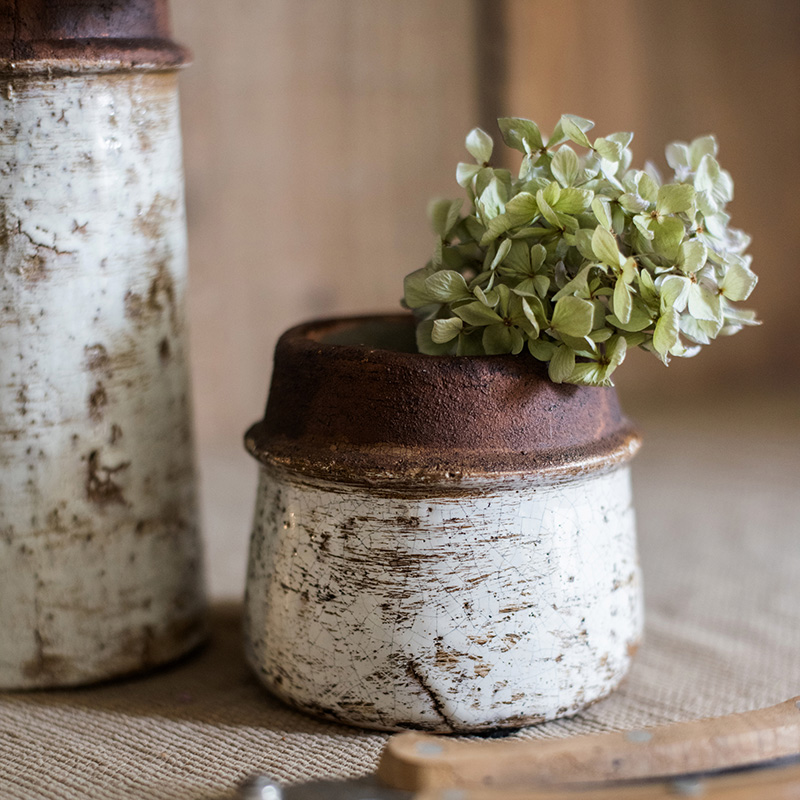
[244,462,643,733]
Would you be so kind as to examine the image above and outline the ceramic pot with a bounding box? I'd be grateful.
[244,314,642,732]
[0,1,206,688]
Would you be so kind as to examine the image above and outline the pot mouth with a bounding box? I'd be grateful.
[246,313,640,486]
[280,313,551,374]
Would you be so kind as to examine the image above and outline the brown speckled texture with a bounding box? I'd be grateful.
[0,0,187,72]
[246,314,640,486]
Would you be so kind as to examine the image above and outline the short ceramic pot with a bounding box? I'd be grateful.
[244,314,642,732]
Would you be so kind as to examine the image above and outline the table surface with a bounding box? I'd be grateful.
[2,395,799,799]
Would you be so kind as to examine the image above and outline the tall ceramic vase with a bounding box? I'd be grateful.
[0,0,206,688]
[244,315,642,732]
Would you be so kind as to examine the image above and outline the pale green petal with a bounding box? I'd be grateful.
[592,196,613,230]
[528,338,557,361]
[497,117,543,153]
[482,324,515,354]
[489,238,513,271]
[555,187,592,214]
[425,270,471,303]
[720,262,758,301]
[594,137,623,162]
[656,183,695,215]
[560,114,595,148]
[550,296,594,337]
[659,274,691,312]
[548,345,576,383]
[454,301,503,326]
[689,135,718,169]
[428,198,464,238]
[653,307,680,356]
[687,283,722,322]
[614,278,633,324]
[431,317,464,343]
[404,266,437,308]
[591,225,624,267]
[677,240,708,273]
[570,362,612,387]
[551,145,579,187]
[651,216,685,259]
[456,162,482,188]
[416,320,456,355]
[465,127,494,164]
[606,334,628,369]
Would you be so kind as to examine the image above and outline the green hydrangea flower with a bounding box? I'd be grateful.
[402,115,759,386]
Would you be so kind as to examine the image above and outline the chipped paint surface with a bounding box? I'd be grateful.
[0,71,205,688]
[245,463,642,732]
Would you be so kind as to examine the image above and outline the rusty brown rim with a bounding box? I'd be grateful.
[246,314,641,487]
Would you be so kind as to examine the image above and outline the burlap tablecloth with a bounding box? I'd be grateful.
[2,397,799,798]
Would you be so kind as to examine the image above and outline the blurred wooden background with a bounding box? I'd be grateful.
[171,0,799,460]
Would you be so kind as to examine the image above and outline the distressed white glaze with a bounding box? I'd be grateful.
[0,71,205,688]
[245,463,642,732]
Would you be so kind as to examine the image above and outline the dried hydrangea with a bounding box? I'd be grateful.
[402,115,758,385]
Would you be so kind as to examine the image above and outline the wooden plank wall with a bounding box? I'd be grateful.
[172,1,798,456]
[503,0,799,404]
[171,0,479,454]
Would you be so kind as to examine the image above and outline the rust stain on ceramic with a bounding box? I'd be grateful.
[0,0,189,73]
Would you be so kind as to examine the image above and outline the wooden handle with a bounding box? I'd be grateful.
[378,697,800,792]
[412,760,800,799]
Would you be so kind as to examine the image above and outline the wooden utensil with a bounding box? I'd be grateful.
[378,696,800,791]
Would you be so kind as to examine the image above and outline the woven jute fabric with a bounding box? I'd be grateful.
[2,400,798,798]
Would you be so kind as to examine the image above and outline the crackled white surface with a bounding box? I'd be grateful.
[245,464,642,732]
[0,72,205,688]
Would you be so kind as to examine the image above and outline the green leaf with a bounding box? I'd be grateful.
[575,228,596,259]
[404,267,436,308]
[428,198,463,238]
[454,301,503,326]
[554,187,592,214]
[456,162,482,187]
[497,117,543,153]
[653,307,680,355]
[431,317,464,343]
[614,278,633,324]
[592,196,613,230]
[550,296,594,337]
[489,238,513,271]
[656,183,695,215]
[466,127,494,164]
[606,299,653,332]
[605,334,628,369]
[570,362,612,387]
[483,324,524,355]
[536,188,562,229]
[528,338,557,361]
[591,225,623,267]
[551,145,579,187]
[560,114,594,148]
[416,320,455,355]
[637,171,659,204]
[638,268,660,309]
[548,345,576,383]
[552,264,592,301]
[425,270,471,302]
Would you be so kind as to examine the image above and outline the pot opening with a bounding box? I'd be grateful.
[313,316,418,354]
